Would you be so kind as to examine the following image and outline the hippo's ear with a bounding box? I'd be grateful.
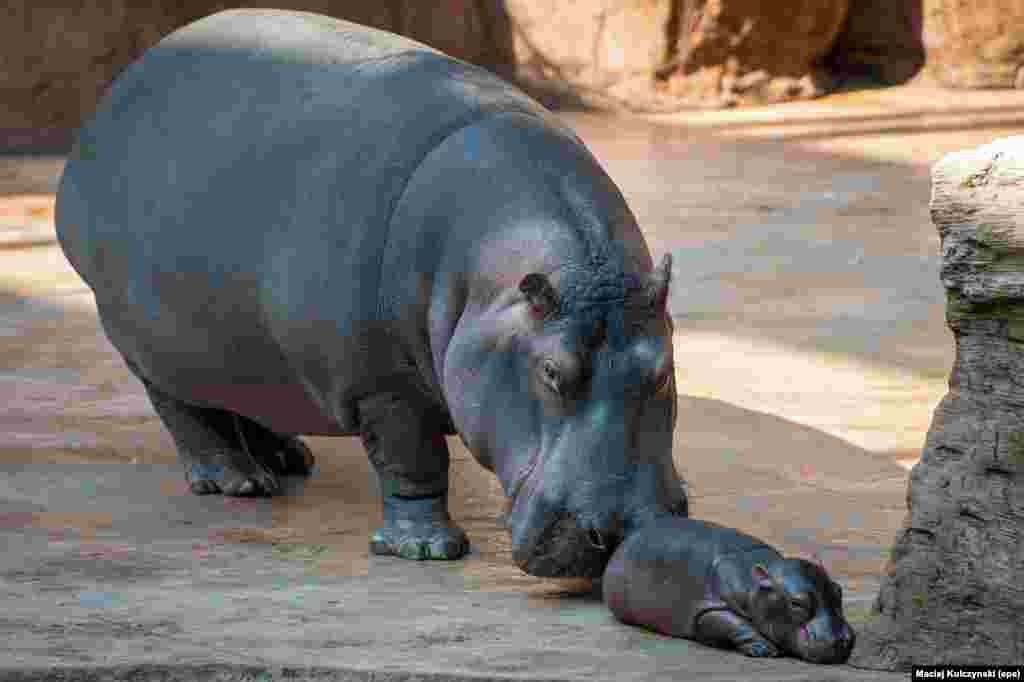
[646,253,672,311]
[519,273,560,320]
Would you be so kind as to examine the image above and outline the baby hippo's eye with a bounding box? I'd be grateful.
[788,594,815,622]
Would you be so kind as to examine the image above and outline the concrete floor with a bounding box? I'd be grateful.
[3,82,1024,680]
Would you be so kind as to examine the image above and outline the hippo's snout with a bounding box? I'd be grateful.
[795,617,856,664]
[510,511,623,578]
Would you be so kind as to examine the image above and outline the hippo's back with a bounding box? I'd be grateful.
[56,10,550,432]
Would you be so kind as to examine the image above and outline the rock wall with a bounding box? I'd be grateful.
[508,0,876,110]
[7,1,1023,131]
[850,137,1024,669]
[826,0,925,86]
[654,0,849,106]
[923,0,1024,89]
[0,1,513,130]
[505,0,673,108]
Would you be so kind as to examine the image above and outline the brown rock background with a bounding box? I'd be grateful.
[8,0,1024,130]
[655,0,848,106]
[826,0,925,86]
[0,1,514,130]
[923,0,1024,89]
[506,0,674,108]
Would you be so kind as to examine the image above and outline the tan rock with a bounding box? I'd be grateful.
[851,137,1024,669]
[827,0,925,85]
[506,0,672,89]
[658,0,848,105]
[14,1,1019,128]
[0,1,510,130]
[923,0,1024,89]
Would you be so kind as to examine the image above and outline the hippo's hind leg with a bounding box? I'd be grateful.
[232,417,316,478]
[358,392,470,561]
[140,378,281,496]
[694,610,782,658]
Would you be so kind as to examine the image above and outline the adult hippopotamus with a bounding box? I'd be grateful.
[603,516,855,663]
[56,9,688,577]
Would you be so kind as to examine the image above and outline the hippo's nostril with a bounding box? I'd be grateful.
[588,528,606,550]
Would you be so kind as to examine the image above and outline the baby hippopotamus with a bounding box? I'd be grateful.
[603,516,855,664]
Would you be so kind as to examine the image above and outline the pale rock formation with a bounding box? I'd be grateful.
[851,136,1024,669]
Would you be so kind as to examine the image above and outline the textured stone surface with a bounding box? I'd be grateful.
[505,0,673,107]
[826,0,925,85]
[922,0,1024,89]
[851,137,1024,669]
[655,0,849,106]
[7,1,1024,131]
[0,1,512,130]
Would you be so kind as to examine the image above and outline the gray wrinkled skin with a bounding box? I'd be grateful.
[56,9,687,577]
[603,516,855,663]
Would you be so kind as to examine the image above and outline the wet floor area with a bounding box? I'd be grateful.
[3,84,1024,679]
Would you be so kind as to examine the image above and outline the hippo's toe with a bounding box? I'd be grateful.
[738,639,782,658]
[370,520,470,561]
[186,459,280,497]
[220,475,276,497]
[189,479,221,495]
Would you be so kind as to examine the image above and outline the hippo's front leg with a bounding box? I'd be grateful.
[357,392,470,560]
[695,609,782,658]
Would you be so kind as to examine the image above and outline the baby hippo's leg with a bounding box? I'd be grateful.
[694,610,781,658]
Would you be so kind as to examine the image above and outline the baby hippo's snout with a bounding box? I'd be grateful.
[796,616,856,664]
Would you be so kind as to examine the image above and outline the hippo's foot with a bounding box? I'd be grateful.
[139,377,282,497]
[695,609,782,658]
[184,450,280,497]
[356,392,468,560]
[370,494,470,561]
